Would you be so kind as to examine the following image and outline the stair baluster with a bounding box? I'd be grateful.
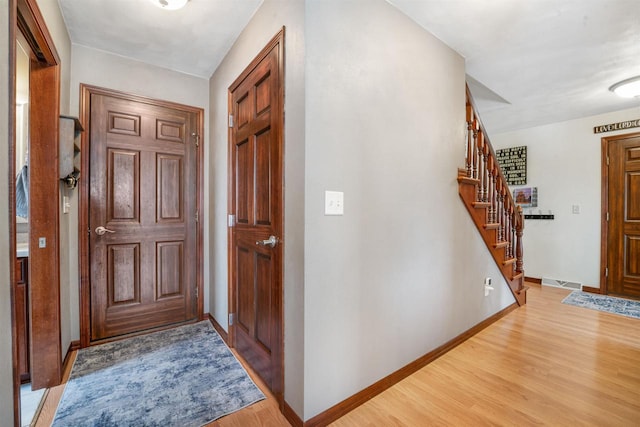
[497,180,504,242]
[516,206,524,276]
[477,131,485,201]
[482,140,489,202]
[489,160,497,223]
[466,105,474,178]
[472,119,479,180]
[505,197,512,258]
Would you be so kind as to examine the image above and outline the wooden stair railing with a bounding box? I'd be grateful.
[458,85,527,306]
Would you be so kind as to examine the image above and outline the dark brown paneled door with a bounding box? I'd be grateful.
[229,29,284,404]
[89,92,198,341]
[608,134,640,298]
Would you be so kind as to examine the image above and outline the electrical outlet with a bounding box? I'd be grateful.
[325,191,344,215]
[484,277,494,297]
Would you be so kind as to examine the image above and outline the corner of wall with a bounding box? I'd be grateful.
[0,0,16,422]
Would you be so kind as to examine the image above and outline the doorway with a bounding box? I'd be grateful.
[15,31,48,427]
[10,0,64,424]
[79,85,205,345]
[227,29,285,407]
[601,132,640,298]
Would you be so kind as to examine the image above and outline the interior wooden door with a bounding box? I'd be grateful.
[228,30,284,404]
[15,0,64,392]
[607,134,640,298]
[89,91,199,342]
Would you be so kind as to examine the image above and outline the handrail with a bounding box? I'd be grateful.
[464,84,524,277]
[465,86,515,209]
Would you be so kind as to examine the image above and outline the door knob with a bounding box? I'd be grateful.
[95,226,116,236]
[256,235,278,248]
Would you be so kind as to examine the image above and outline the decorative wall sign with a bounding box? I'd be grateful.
[495,146,527,185]
[593,118,640,134]
[513,186,537,208]
[524,214,554,220]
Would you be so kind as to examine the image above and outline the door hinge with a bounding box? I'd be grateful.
[228,114,234,128]
[195,210,199,222]
[606,156,609,166]
[195,286,198,299]
[228,313,235,326]
[606,212,610,221]
[191,132,200,147]
[228,214,236,227]
[87,227,91,235]
[605,267,608,277]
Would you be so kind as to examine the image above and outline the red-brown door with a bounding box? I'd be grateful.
[229,30,284,403]
[89,91,200,342]
[607,134,640,298]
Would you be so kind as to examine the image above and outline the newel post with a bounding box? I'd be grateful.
[515,205,524,274]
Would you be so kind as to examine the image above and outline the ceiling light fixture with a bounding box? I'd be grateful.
[609,76,640,98]
[149,0,189,11]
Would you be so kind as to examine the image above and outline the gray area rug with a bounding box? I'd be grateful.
[562,291,640,319]
[52,321,265,426]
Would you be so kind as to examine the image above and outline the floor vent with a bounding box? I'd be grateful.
[541,276,583,291]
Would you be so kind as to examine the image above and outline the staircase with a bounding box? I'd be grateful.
[458,85,527,306]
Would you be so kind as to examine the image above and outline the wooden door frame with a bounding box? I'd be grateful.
[10,0,63,423]
[78,84,205,347]
[599,131,640,295]
[8,1,18,423]
[227,28,285,408]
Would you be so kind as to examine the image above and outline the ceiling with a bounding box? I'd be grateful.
[58,0,640,134]
[390,0,640,133]
[57,0,263,78]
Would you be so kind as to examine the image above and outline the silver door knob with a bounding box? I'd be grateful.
[95,226,116,236]
[256,235,278,248]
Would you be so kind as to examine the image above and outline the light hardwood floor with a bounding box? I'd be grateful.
[331,284,640,426]
[34,283,640,426]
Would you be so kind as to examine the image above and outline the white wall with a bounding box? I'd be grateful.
[492,106,640,288]
[69,45,210,340]
[303,0,513,419]
[208,0,306,416]
[0,0,15,423]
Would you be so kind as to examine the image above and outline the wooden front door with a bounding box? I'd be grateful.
[228,30,284,403]
[88,89,201,342]
[606,133,640,298]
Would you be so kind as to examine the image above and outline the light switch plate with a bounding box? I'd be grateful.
[325,191,344,215]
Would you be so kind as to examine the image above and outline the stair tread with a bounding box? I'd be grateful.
[503,257,516,265]
[494,241,508,249]
[472,202,491,209]
[458,177,479,185]
[484,223,499,229]
[516,285,529,294]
